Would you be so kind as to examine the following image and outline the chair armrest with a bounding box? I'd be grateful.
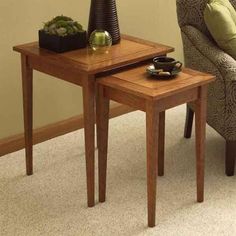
[182,25,236,82]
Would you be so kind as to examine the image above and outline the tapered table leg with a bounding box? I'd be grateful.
[83,77,96,207]
[225,141,236,176]
[97,84,110,203]
[21,55,33,175]
[184,104,194,138]
[158,111,165,176]
[195,85,207,203]
[146,101,159,227]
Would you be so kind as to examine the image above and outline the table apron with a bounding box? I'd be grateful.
[103,86,200,112]
[104,86,146,111]
[154,87,199,112]
[28,56,85,86]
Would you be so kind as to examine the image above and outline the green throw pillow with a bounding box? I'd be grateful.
[204,0,236,59]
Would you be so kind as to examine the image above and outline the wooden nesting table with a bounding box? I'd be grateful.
[96,65,215,227]
[13,35,173,207]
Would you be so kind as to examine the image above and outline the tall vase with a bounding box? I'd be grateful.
[88,0,121,45]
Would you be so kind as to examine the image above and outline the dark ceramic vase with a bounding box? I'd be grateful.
[88,0,120,45]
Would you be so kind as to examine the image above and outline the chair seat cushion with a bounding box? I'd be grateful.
[204,0,236,59]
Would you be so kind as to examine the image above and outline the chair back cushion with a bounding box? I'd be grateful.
[176,0,236,35]
[176,0,209,35]
[204,0,236,59]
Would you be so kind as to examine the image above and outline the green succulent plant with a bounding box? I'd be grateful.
[42,15,85,37]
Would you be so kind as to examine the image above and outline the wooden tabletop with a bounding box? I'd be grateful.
[98,64,215,100]
[13,35,174,74]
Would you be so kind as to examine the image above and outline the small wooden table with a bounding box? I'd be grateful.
[96,65,215,227]
[13,35,173,207]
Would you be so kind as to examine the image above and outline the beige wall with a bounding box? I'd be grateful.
[118,0,183,60]
[0,0,183,139]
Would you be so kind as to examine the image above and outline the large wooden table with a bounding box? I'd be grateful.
[13,35,173,207]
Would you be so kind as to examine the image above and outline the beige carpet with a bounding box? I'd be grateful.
[1,105,236,236]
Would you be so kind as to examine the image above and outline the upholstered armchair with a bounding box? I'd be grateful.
[176,0,236,176]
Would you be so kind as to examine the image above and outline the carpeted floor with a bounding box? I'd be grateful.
[1,105,236,236]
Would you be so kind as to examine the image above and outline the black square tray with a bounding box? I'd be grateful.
[39,30,87,53]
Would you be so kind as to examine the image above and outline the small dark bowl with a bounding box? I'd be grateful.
[153,56,182,72]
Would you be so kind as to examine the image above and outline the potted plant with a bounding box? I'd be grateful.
[39,15,87,53]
